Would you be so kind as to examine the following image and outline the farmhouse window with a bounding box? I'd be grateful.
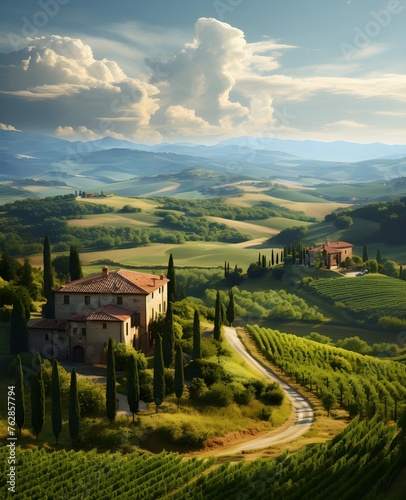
[81,328,86,336]
[159,303,161,313]
[45,334,49,341]
[85,296,90,305]
[72,327,78,335]
[64,295,70,304]
[126,324,129,336]
[131,313,140,327]
[103,323,107,329]
[117,296,123,305]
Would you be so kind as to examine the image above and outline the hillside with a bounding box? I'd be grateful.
[2,131,406,199]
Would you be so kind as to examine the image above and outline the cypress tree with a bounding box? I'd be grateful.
[174,343,184,407]
[162,302,175,368]
[31,353,45,441]
[127,354,140,422]
[106,338,117,424]
[51,359,62,445]
[261,254,267,268]
[271,249,275,266]
[224,261,228,278]
[153,333,165,412]
[258,252,261,265]
[10,294,29,354]
[69,246,83,281]
[69,368,80,443]
[15,355,25,437]
[213,290,222,341]
[376,248,382,264]
[226,289,236,326]
[42,236,55,318]
[192,309,202,360]
[400,265,403,280]
[167,253,176,303]
[276,253,279,265]
[362,244,369,263]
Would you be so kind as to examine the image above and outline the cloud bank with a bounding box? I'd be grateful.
[0,18,405,143]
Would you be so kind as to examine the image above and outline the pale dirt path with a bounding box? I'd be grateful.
[211,326,314,456]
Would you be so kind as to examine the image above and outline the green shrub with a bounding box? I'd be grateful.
[261,383,284,406]
[201,338,218,358]
[158,420,208,448]
[378,316,406,331]
[250,380,266,398]
[77,378,105,416]
[204,382,234,407]
[258,406,273,421]
[231,382,255,406]
[336,336,372,355]
[184,359,229,386]
[139,369,153,402]
[111,343,148,371]
[188,377,208,400]
[164,368,175,395]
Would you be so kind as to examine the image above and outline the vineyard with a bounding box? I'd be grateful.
[247,324,406,421]
[1,416,404,499]
[2,325,406,498]
[308,275,406,320]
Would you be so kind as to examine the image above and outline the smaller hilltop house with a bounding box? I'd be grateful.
[307,241,353,269]
[29,266,169,363]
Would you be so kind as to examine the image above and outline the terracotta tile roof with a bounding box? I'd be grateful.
[87,305,132,322]
[308,241,353,253]
[67,305,132,323]
[29,319,67,330]
[56,268,169,295]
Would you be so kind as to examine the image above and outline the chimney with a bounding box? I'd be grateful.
[102,266,109,278]
[67,273,71,283]
[160,274,164,280]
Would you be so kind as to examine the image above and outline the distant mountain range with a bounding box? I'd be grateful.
[1,130,406,193]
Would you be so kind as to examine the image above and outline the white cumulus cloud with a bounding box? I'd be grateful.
[0,123,20,131]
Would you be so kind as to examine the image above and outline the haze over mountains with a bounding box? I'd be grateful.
[1,130,406,194]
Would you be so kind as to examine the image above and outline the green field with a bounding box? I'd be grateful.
[28,241,280,273]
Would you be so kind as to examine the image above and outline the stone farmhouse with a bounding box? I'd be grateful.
[29,266,169,363]
[307,241,353,269]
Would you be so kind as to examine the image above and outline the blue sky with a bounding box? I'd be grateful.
[0,0,405,144]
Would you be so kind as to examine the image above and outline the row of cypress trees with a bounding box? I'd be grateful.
[14,355,80,445]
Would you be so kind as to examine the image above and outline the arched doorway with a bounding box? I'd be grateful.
[72,345,85,362]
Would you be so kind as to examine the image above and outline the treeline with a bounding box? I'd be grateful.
[156,197,315,222]
[0,194,113,255]
[0,194,113,224]
[158,213,249,243]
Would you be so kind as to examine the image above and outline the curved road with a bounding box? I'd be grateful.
[214,326,314,456]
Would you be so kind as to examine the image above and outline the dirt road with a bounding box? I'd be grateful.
[213,326,314,456]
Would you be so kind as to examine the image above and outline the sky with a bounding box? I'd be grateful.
[0,0,405,145]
